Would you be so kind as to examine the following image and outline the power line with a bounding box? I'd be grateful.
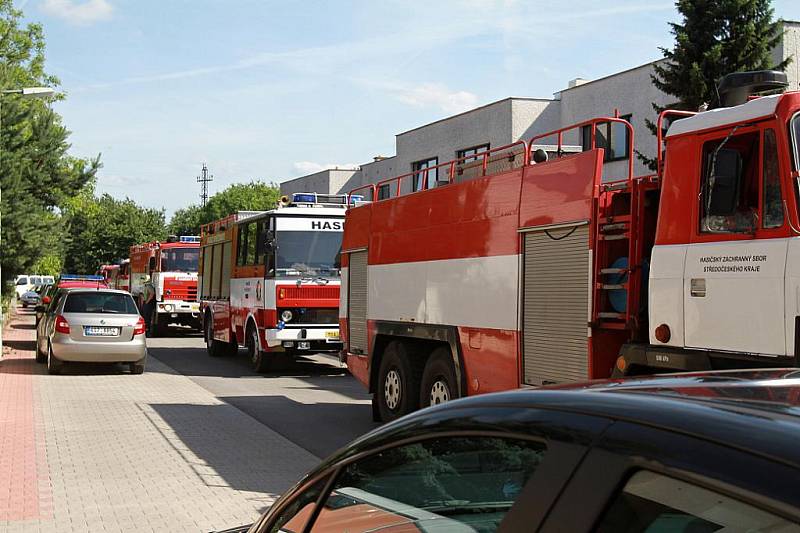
[196,163,213,207]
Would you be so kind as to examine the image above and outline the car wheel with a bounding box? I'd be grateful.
[419,347,459,409]
[377,341,420,422]
[129,359,145,374]
[35,336,46,364]
[47,344,63,375]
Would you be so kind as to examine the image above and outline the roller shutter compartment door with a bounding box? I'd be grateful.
[348,251,368,354]
[522,224,590,386]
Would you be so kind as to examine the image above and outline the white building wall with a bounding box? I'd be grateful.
[279,168,360,196]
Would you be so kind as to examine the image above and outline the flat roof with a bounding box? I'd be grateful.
[280,167,360,185]
[396,97,554,136]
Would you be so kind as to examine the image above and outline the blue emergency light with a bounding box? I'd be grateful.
[60,274,104,281]
[179,236,200,243]
[292,193,317,203]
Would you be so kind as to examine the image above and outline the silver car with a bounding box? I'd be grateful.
[36,289,147,375]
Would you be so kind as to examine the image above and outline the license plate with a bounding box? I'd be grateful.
[84,326,120,337]
[325,331,340,339]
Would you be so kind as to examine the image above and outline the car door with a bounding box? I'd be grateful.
[38,290,65,351]
[538,421,800,532]
[252,425,596,533]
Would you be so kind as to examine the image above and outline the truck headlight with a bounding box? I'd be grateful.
[281,310,293,322]
[164,304,174,312]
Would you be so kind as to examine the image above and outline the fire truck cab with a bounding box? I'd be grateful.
[129,236,201,336]
[340,71,800,422]
[200,193,347,372]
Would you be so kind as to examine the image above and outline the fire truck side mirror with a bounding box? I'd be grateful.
[263,230,276,252]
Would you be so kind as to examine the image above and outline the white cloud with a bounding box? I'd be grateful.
[391,83,479,114]
[40,0,112,26]
[293,162,360,175]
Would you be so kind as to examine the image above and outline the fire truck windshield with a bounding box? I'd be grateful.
[275,230,343,277]
[161,248,199,272]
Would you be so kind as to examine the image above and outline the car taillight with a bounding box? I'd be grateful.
[55,315,70,334]
[133,316,146,336]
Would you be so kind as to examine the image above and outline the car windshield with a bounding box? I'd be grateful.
[16,277,27,286]
[275,230,343,277]
[161,248,199,272]
[63,292,139,314]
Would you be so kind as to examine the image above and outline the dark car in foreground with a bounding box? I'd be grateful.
[225,369,800,533]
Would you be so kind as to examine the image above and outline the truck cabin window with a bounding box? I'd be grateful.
[161,249,199,272]
[792,113,800,171]
[700,131,759,234]
[274,230,343,277]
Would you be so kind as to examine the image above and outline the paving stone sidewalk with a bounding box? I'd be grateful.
[0,308,320,532]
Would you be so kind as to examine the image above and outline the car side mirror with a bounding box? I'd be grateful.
[42,296,51,304]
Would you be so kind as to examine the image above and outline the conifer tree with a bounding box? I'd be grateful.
[640,0,789,169]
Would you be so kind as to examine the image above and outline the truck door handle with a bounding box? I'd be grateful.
[690,278,706,297]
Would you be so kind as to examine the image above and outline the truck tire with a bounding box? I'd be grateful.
[376,341,420,422]
[247,325,289,372]
[248,326,270,373]
[419,347,459,409]
[206,315,228,357]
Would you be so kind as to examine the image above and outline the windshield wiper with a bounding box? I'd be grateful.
[420,501,511,515]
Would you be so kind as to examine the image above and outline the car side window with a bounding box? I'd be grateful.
[596,470,797,532]
[264,476,330,533]
[308,436,547,533]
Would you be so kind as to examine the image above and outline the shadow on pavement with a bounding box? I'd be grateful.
[2,339,36,352]
[10,322,35,330]
[149,346,351,379]
[220,394,379,459]
[147,402,320,511]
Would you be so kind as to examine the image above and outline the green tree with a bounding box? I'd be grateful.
[0,0,98,283]
[641,0,789,168]
[203,181,281,222]
[168,181,281,234]
[167,204,204,236]
[62,185,167,273]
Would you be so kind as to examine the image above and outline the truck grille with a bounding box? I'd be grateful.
[279,308,338,325]
[279,286,339,300]
[164,279,198,302]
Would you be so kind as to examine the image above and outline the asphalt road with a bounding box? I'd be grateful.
[147,331,379,460]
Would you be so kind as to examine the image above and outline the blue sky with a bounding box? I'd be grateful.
[19,0,800,217]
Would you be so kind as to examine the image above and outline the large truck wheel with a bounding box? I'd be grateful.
[247,326,288,372]
[248,326,270,373]
[206,316,234,357]
[419,347,459,408]
[376,341,420,422]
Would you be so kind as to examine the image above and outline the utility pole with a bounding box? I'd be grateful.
[197,163,213,207]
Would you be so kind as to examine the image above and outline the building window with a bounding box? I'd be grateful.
[457,143,490,163]
[412,157,438,192]
[581,114,632,161]
[377,183,392,200]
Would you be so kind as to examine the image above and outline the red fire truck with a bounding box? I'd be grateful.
[129,236,201,336]
[199,193,347,372]
[339,71,800,421]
